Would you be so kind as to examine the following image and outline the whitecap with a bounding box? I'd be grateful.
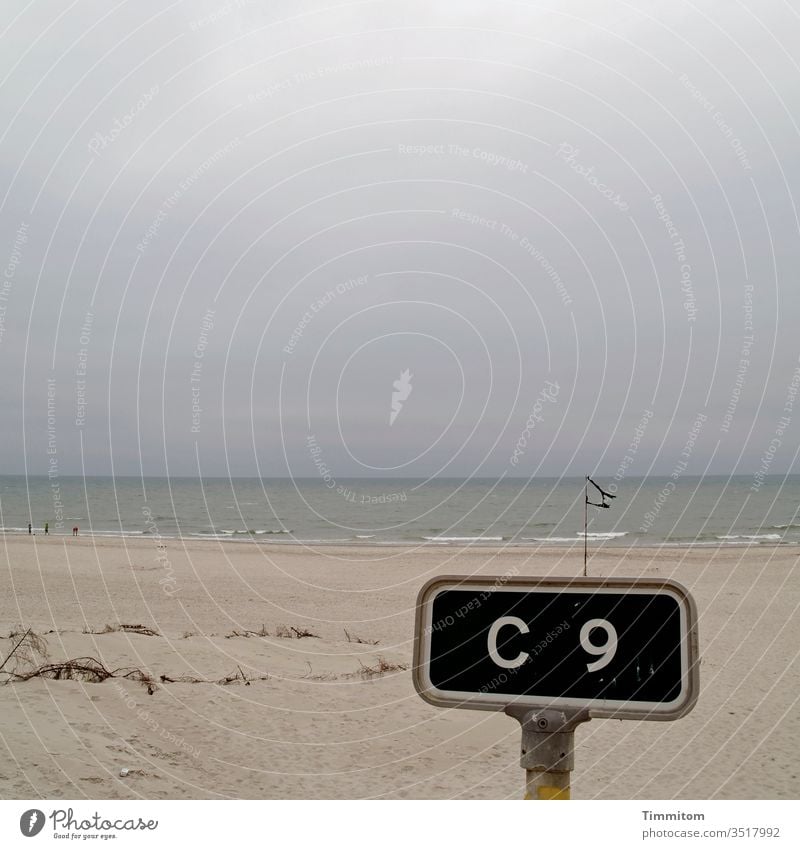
[717,533,781,541]
[523,532,628,542]
[524,536,582,543]
[423,535,503,542]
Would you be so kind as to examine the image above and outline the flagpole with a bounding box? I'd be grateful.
[584,477,616,577]
[583,477,588,577]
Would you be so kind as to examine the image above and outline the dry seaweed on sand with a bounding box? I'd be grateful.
[301,662,337,681]
[343,628,379,645]
[347,656,410,679]
[6,656,266,690]
[5,656,158,694]
[0,628,49,675]
[275,624,319,639]
[223,624,270,638]
[160,667,268,686]
[18,657,114,683]
[159,673,207,684]
[220,666,252,686]
[83,623,160,637]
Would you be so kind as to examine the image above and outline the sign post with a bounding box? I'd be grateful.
[413,575,699,799]
[503,706,586,799]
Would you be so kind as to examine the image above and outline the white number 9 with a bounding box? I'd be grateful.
[580,618,618,672]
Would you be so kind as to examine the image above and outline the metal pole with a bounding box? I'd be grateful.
[584,478,588,577]
[505,707,589,800]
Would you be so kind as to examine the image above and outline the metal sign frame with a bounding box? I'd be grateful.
[413,574,700,721]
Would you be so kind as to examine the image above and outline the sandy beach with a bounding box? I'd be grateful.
[0,534,798,800]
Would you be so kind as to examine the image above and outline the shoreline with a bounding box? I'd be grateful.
[1,530,796,552]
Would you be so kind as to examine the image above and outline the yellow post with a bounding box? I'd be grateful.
[525,770,571,800]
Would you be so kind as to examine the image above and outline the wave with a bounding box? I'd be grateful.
[192,528,292,536]
[523,532,628,542]
[74,528,151,539]
[292,538,353,544]
[33,530,154,538]
[188,533,238,541]
[659,540,750,547]
[717,534,781,541]
[586,531,627,539]
[194,534,362,545]
[94,530,145,536]
[771,523,800,530]
[423,535,504,542]
[660,536,794,547]
[523,536,583,543]
[189,530,233,537]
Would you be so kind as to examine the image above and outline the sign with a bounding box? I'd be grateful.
[413,575,699,720]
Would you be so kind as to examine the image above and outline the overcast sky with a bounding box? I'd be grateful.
[1,0,798,479]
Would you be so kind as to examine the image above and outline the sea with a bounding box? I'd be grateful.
[1,475,798,548]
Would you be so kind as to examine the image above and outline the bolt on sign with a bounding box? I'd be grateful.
[413,575,700,799]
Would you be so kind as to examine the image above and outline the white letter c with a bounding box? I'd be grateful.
[488,616,530,669]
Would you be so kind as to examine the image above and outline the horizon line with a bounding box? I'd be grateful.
[1,473,797,481]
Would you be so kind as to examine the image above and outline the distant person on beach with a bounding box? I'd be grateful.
[44,522,49,535]
[28,522,31,534]
[72,526,78,536]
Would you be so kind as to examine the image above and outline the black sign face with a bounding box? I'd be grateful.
[413,576,699,719]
